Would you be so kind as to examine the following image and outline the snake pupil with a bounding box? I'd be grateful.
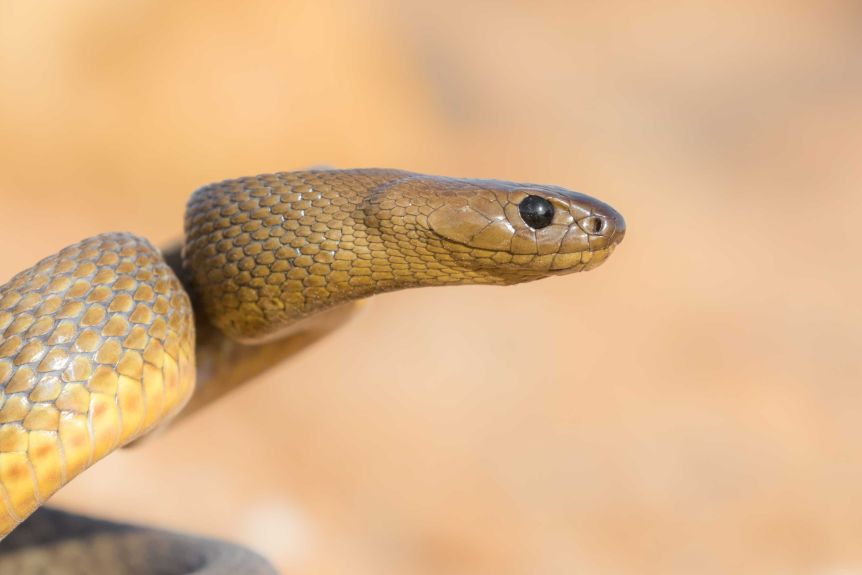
[518,195,555,229]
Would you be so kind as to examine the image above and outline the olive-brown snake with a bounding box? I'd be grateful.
[0,169,625,573]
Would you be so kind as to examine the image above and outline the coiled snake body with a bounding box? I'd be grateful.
[0,169,624,573]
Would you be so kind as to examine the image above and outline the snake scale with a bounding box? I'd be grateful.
[0,169,625,573]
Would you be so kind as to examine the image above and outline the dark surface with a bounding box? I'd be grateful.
[0,507,278,575]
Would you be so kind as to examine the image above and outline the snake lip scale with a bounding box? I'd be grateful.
[0,169,624,573]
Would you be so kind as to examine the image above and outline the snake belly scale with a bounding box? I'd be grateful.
[0,169,625,570]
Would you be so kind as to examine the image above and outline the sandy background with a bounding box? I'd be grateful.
[1,1,860,573]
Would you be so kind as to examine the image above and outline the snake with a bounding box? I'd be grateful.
[0,169,625,573]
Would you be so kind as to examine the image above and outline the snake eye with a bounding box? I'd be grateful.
[518,195,555,229]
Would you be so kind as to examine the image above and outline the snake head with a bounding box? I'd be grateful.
[370,174,626,285]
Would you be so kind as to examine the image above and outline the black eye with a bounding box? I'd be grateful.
[518,195,555,229]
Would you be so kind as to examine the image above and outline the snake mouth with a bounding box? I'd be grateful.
[548,244,618,274]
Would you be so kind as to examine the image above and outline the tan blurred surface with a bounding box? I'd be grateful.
[1,1,861,573]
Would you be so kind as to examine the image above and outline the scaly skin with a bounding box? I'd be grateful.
[0,235,195,535]
[0,169,625,572]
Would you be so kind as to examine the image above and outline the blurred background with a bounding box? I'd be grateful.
[1,1,860,573]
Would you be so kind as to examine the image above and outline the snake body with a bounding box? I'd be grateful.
[0,169,624,572]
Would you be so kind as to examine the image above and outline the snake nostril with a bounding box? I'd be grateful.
[581,216,605,235]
